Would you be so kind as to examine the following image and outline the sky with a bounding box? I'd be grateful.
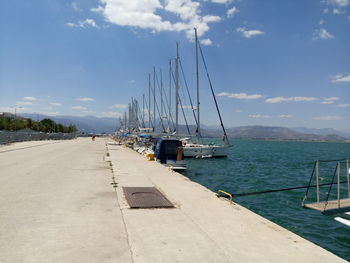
[0,0,349,132]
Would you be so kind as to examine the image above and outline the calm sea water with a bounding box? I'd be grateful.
[184,139,350,261]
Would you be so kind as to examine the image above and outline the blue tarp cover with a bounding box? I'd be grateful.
[154,138,183,164]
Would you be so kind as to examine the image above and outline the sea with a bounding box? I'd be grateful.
[184,139,350,261]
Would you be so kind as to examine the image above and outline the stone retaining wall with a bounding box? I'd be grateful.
[0,131,76,144]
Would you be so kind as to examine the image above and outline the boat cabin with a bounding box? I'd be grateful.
[154,138,184,164]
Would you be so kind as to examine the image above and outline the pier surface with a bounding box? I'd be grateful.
[0,138,347,263]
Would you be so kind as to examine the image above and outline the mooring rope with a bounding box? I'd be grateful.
[218,158,349,198]
[217,180,349,198]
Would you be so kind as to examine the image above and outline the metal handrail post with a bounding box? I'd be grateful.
[347,158,350,199]
[316,160,320,203]
[337,161,340,208]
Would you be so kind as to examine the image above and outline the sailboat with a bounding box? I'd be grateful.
[182,28,229,158]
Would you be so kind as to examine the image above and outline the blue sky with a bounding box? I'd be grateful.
[0,0,349,131]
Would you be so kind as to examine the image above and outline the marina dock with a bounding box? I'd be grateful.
[303,198,350,213]
[0,137,347,263]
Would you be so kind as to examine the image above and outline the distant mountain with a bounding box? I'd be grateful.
[291,127,350,139]
[14,114,349,141]
[223,126,348,141]
[20,114,119,134]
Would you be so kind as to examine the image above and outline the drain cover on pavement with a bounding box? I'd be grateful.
[123,187,174,209]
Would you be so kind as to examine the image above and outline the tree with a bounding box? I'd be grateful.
[0,115,77,133]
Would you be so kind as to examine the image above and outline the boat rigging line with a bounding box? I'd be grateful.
[197,36,229,144]
[170,65,192,136]
[179,58,199,131]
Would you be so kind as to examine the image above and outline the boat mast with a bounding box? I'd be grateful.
[134,98,139,131]
[195,28,200,137]
[142,94,145,128]
[175,42,180,134]
[160,69,163,119]
[128,102,131,132]
[148,73,151,131]
[123,112,127,132]
[153,66,156,132]
[169,59,172,132]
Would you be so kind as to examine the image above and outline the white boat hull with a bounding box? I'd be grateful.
[183,144,228,158]
[335,212,350,227]
[165,160,187,171]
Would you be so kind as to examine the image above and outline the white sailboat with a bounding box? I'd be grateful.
[182,28,229,158]
[182,141,228,158]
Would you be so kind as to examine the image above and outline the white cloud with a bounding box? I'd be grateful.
[236,27,265,38]
[336,103,350,107]
[217,92,263,100]
[76,97,95,102]
[91,0,221,42]
[331,73,350,83]
[278,114,293,118]
[227,7,238,18]
[66,18,98,28]
[50,102,62,106]
[324,96,339,101]
[111,104,128,109]
[200,38,212,46]
[248,114,271,119]
[17,107,32,113]
[16,101,34,106]
[1,106,31,113]
[314,115,342,120]
[97,111,123,118]
[265,96,317,103]
[71,2,81,11]
[37,111,60,116]
[326,0,349,7]
[319,20,324,25]
[333,8,346,14]
[321,101,334,104]
[41,106,53,110]
[212,0,232,3]
[72,106,87,110]
[321,97,339,104]
[323,8,329,13]
[0,106,12,112]
[313,28,334,40]
[22,96,37,101]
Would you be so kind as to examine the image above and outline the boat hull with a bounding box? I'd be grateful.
[183,145,228,158]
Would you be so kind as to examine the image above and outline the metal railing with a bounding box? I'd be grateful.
[302,158,350,211]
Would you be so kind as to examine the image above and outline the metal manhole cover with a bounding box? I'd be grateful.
[123,187,174,209]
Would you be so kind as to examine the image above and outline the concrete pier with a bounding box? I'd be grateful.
[0,137,347,262]
[0,138,132,263]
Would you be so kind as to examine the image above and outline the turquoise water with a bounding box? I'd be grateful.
[184,139,350,261]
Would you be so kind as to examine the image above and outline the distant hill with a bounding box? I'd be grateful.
[224,126,348,142]
[291,127,350,139]
[14,113,349,142]
[20,114,119,134]
[171,125,348,142]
